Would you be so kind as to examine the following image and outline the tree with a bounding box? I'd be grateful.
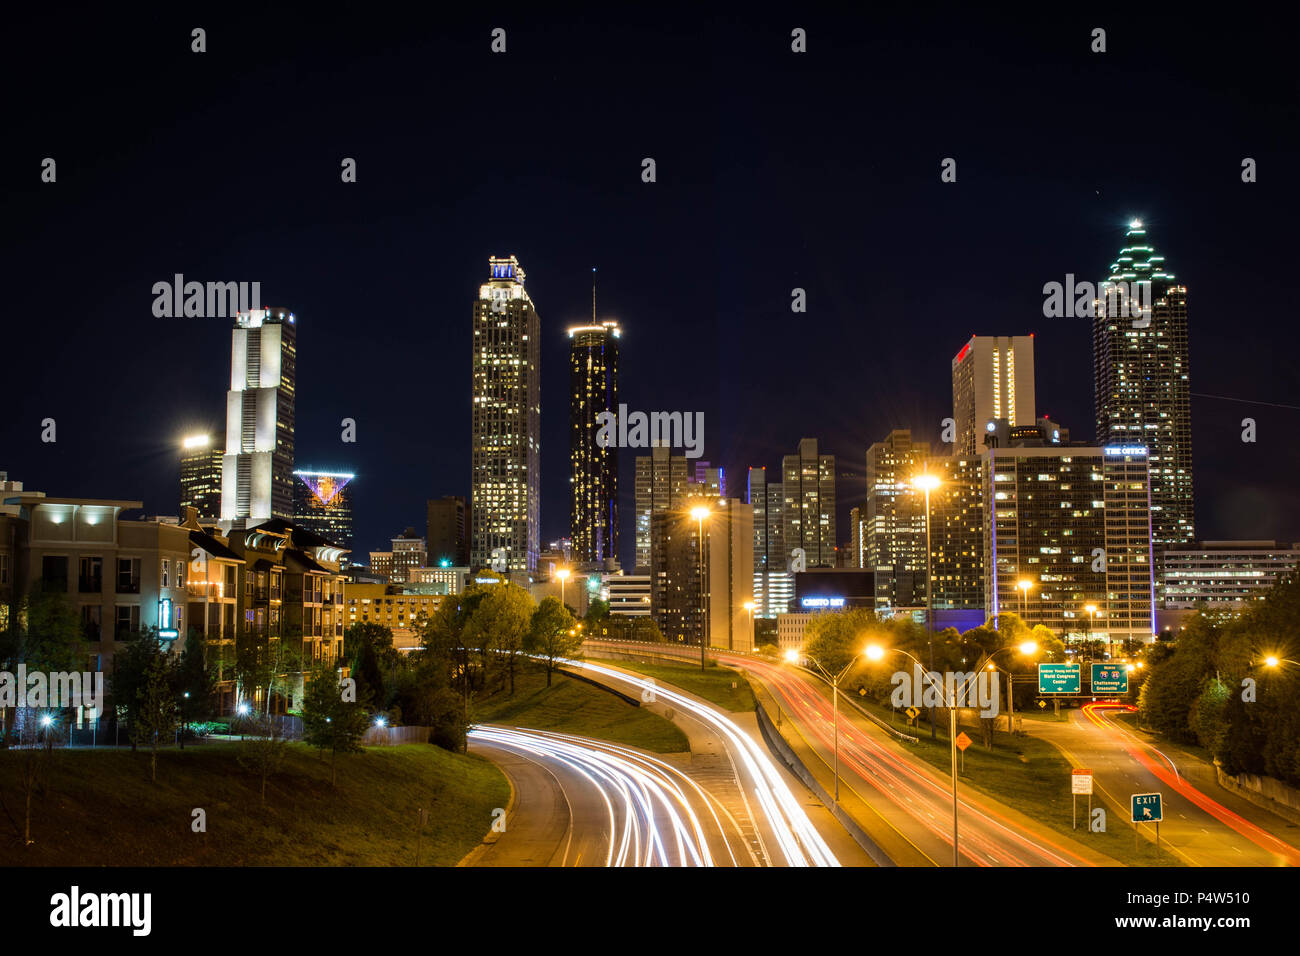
[301,663,370,786]
[464,583,534,696]
[237,711,292,804]
[110,631,165,752]
[132,647,177,783]
[344,622,400,670]
[584,599,610,626]
[173,632,216,748]
[527,597,581,686]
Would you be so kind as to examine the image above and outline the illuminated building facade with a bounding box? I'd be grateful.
[180,434,223,523]
[983,440,1155,646]
[865,429,931,608]
[292,469,354,557]
[1092,221,1195,554]
[568,320,620,567]
[748,465,791,618]
[634,445,690,572]
[470,256,540,574]
[951,334,1036,457]
[1162,541,1300,610]
[781,438,836,568]
[925,454,986,610]
[220,307,297,526]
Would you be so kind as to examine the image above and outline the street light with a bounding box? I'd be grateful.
[1016,579,1033,620]
[865,640,1038,866]
[556,567,571,609]
[795,647,873,803]
[1084,603,1097,658]
[911,472,941,739]
[690,505,711,671]
[743,600,756,648]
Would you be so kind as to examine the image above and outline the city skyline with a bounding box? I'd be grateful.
[5,11,1296,572]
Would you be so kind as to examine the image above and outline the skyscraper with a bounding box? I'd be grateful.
[426,495,468,567]
[220,307,296,527]
[865,429,931,608]
[634,445,690,572]
[180,433,223,523]
[781,438,836,568]
[470,256,541,574]
[1093,220,1194,554]
[951,334,1036,456]
[748,465,790,617]
[568,320,620,567]
[292,469,355,555]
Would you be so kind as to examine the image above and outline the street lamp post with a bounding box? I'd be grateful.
[912,473,941,739]
[743,601,756,650]
[867,641,1038,866]
[787,647,869,803]
[1084,603,1097,663]
[691,505,711,671]
[1017,579,1033,621]
[556,567,571,610]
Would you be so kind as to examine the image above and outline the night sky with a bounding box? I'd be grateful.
[5,7,1298,569]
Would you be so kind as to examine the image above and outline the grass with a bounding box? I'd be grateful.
[0,740,509,866]
[581,655,757,713]
[471,663,689,753]
[800,689,1183,866]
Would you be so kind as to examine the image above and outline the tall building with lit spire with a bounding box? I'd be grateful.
[951,335,1036,456]
[180,433,223,523]
[1092,220,1195,554]
[220,307,297,527]
[568,319,621,568]
[470,255,541,574]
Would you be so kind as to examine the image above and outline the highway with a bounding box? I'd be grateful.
[1031,702,1300,866]
[584,640,1101,867]
[468,725,744,866]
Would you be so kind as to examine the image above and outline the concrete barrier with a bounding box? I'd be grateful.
[1215,762,1300,827]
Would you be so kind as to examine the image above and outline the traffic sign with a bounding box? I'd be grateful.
[1091,663,1129,694]
[1131,792,1163,823]
[905,706,920,721]
[1071,769,1093,795]
[1038,663,1081,694]
[1036,699,1047,709]
[955,732,972,751]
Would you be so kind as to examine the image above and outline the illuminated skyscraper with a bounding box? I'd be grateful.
[292,469,355,556]
[865,429,930,608]
[781,438,836,568]
[568,320,620,567]
[951,335,1036,457]
[180,434,223,523]
[220,307,297,527]
[1093,220,1195,554]
[634,445,690,572]
[470,256,541,574]
[748,465,791,617]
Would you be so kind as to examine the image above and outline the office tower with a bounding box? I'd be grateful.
[180,434,223,523]
[748,465,791,617]
[607,574,652,616]
[1162,541,1300,610]
[650,495,753,651]
[865,430,931,608]
[292,469,355,555]
[568,320,621,566]
[924,455,985,610]
[781,438,836,567]
[634,445,690,572]
[693,461,726,496]
[951,335,1036,457]
[220,307,297,526]
[392,529,426,584]
[1092,220,1194,554]
[426,496,468,567]
[845,505,865,569]
[984,440,1154,647]
[470,255,541,574]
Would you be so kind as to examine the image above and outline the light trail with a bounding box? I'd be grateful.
[469,725,737,866]
[582,640,1091,867]
[569,661,841,867]
[1083,703,1300,865]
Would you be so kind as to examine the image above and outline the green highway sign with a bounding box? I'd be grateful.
[1131,792,1163,823]
[1091,663,1129,694]
[1038,663,1081,694]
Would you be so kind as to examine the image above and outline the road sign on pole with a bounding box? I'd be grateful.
[1131,792,1162,823]
[1091,664,1129,694]
[955,732,972,751]
[1038,663,1081,694]
[1071,769,1093,795]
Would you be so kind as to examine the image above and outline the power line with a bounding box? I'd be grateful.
[1190,392,1300,412]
